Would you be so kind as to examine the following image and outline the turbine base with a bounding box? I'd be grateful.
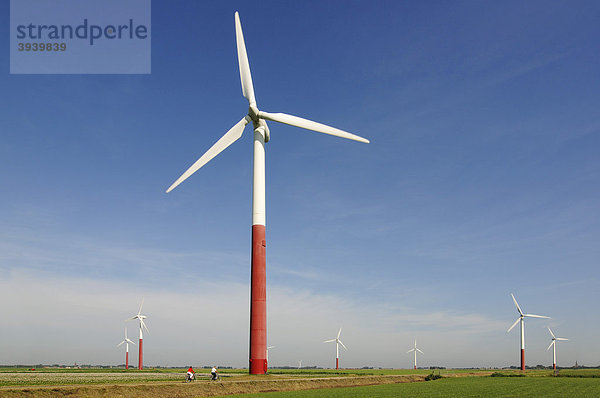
[520,348,525,371]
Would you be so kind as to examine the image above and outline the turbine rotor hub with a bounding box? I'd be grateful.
[248,104,260,122]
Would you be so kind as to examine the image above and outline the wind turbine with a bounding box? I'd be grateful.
[266,346,275,365]
[406,339,423,370]
[507,293,550,371]
[324,327,347,369]
[297,360,302,369]
[547,327,568,370]
[127,299,149,370]
[166,12,369,375]
[117,327,135,369]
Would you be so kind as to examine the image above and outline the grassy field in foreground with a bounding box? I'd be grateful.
[223,376,600,398]
[265,368,490,376]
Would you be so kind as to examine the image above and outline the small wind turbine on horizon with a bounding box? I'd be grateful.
[117,327,135,370]
[266,346,275,366]
[127,299,149,370]
[166,11,369,375]
[324,327,347,370]
[547,327,568,370]
[406,339,423,370]
[507,293,550,371]
[297,360,302,369]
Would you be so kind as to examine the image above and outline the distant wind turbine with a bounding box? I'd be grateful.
[165,11,369,375]
[547,327,568,370]
[127,299,149,370]
[507,293,550,371]
[266,346,275,365]
[297,360,302,369]
[117,327,135,369]
[406,340,423,370]
[324,327,347,369]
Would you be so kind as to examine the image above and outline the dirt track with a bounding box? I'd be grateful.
[0,374,426,397]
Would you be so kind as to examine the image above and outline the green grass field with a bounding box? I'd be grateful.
[223,376,600,398]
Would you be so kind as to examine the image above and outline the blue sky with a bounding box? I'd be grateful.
[1,1,599,368]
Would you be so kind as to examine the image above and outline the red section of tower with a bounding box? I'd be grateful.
[249,225,267,374]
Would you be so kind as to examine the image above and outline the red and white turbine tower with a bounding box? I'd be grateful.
[117,327,135,369]
[166,12,369,375]
[507,293,549,371]
[127,299,149,370]
[547,327,568,370]
[324,327,347,369]
[406,339,423,370]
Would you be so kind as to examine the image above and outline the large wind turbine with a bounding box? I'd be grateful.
[506,293,550,371]
[324,327,347,369]
[547,327,568,370]
[166,12,369,375]
[117,327,135,369]
[406,339,423,370]
[127,299,149,370]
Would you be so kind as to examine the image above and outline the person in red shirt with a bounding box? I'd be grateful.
[186,366,195,381]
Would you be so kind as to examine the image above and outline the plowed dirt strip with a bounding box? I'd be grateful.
[0,374,425,397]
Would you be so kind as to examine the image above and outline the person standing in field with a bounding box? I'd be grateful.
[211,365,218,380]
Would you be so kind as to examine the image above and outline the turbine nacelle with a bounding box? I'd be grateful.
[506,293,550,333]
[126,299,149,335]
[324,327,347,350]
[547,327,568,350]
[253,118,270,142]
[117,328,136,347]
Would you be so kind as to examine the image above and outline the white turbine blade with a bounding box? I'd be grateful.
[407,348,415,353]
[140,319,149,334]
[267,346,275,349]
[234,12,255,105]
[339,340,348,350]
[126,316,137,321]
[337,327,343,339]
[547,340,554,351]
[140,318,150,333]
[117,341,125,347]
[166,116,251,193]
[138,298,144,315]
[259,111,370,144]
[507,318,520,333]
[547,327,556,339]
[511,293,523,316]
[416,348,424,354]
[524,314,550,319]
[324,339,336,343]
[126,338,136,345]
[556,338,569,341]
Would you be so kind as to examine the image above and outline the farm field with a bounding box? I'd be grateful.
[0,368,597,397]
[0,367,484,387]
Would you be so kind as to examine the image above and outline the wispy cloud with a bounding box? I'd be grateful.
[0,227,248,286]
[0,271,518,368]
